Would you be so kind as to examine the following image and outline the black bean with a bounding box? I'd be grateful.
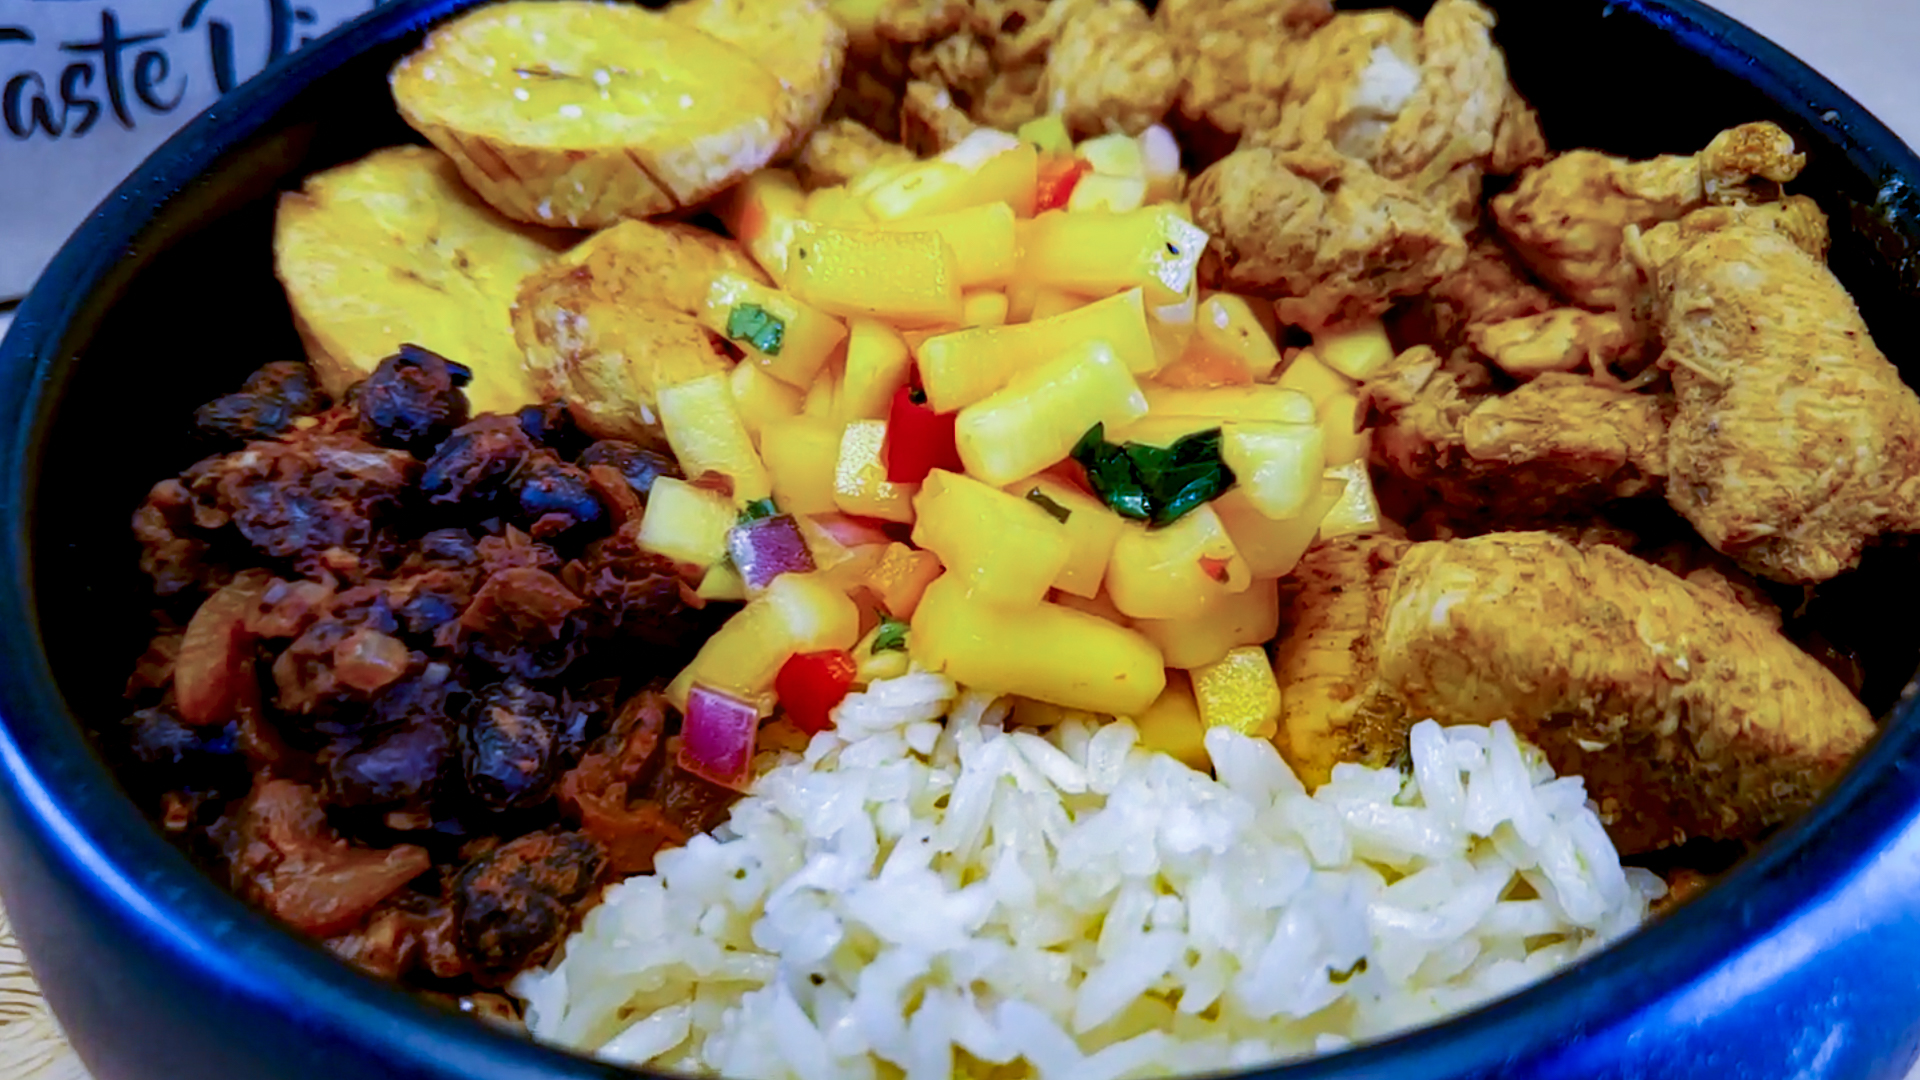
[575,440,682,502]
[193,361,330,444]
[327,716,454,807]
[420,416,534,508]
[460,679,564,810]
[453,829,606,983]
[356,345,473,454]
[125,707,246,795]
[508,451,604,538]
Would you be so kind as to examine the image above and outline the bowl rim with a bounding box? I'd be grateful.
[3,1,1920,1077]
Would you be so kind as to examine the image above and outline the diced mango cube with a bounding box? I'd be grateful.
[912,469,1071,607]
[919,289,1156,413]
[1144,385,1317,425]
[636,476,736,569]
[1005,474,1126,599]
[956,339,1149,486]
[697,562,748,602]
[718,168,805,284]
[1069,174,1148,213]
[1191,646,1282,738]
[760,417,843,515]
[1106,505,1250,621]
[1029,288,1088,322]
[803,183,875,226]
[729,362,803,444]
[1274,350,1356,408]
[658,373,771,503]
[668,572,862,709]
[1221,421,1327,519]
[963,290,1010,327]
[1194,293,1284,379]
[1316,318,1395,380]
[1320,390,1368,466]
[1133,672,1209,770]
[1146,282,1198,372]
[787,222,964,328]
[872,202,1018,287]
[834,419,917,522]
[1018,206,1207,305]
[912,575,1165,715]
[863,542,944,619]
[838,318,912,423]
[1078,133,1145,178]
[700,273,848,389]
[1016,114,1072,155]
[1318,461,1382,540]
[1133,578,1280,670]
[1213,482,1342,579]
[866,135,1039,219]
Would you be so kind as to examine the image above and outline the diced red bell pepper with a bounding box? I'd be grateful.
[775,650,859,735]
[883,384,963,484]
[1035,155,1092,213]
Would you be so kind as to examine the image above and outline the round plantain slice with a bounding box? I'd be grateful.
[391,1,795,229]
[273,145,574,416]
[513,218,769,442]
[664,0,848,155]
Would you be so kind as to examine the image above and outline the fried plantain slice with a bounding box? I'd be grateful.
[391,1,795,229]
[512,219,769,443]
[273,145,572,416]
[666,0,847,154]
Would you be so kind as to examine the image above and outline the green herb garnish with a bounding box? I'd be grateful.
[737,497,779,524]
[1328,957,1368,984]
[1025,488,1072,524]
[871,616,910,655]
[726,303,786,356]
[1069,423,1236,527]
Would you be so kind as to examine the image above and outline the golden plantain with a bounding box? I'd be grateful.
[391,0,843,229]
[272,145,572,416]
[513,219,769,442]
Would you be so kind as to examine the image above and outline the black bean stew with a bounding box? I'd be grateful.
[121,346,742,1014]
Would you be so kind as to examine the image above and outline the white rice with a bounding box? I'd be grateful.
[514,671,1663,1078]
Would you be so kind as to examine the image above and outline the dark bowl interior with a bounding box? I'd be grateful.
[7,1,1920,1078]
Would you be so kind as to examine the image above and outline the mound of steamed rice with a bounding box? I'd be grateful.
[514,671,1664,1078]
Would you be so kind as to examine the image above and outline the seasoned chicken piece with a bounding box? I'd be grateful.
[900,78,979,154]
[1640,212,1920,584]
[1258,9,1418,161]
[1468,307,1643,381]
[1373,0,1546,182]
[1491,121,1805,313]
[1272,535,1412,788]
[1393,236,1557,351]
[836,0,970,46]
[1376,533,1873,852]
[1157,0,1335,143]
[1375,364,1670,521]
[1041,0,1182,136]
[1251,0,1543,222]
[512,220,764,442]
[794,117,916,190]
[1190,144,1467,328]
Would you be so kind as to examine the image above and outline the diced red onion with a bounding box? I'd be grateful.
[679,685,761,790]
[728,514,816,590]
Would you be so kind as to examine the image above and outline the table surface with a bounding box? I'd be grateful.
[1,1,1918,1076]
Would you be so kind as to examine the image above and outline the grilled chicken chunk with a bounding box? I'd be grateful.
[1275,532,1874,852]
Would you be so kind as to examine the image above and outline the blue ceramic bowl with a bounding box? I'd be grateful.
[6,2,1920,1078]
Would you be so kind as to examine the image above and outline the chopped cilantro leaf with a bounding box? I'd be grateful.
[726,303,786,356]
[871,616,910,655]
[1025,488,1072,523]
[737,497,779,524]
[1069,423,1236,527]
